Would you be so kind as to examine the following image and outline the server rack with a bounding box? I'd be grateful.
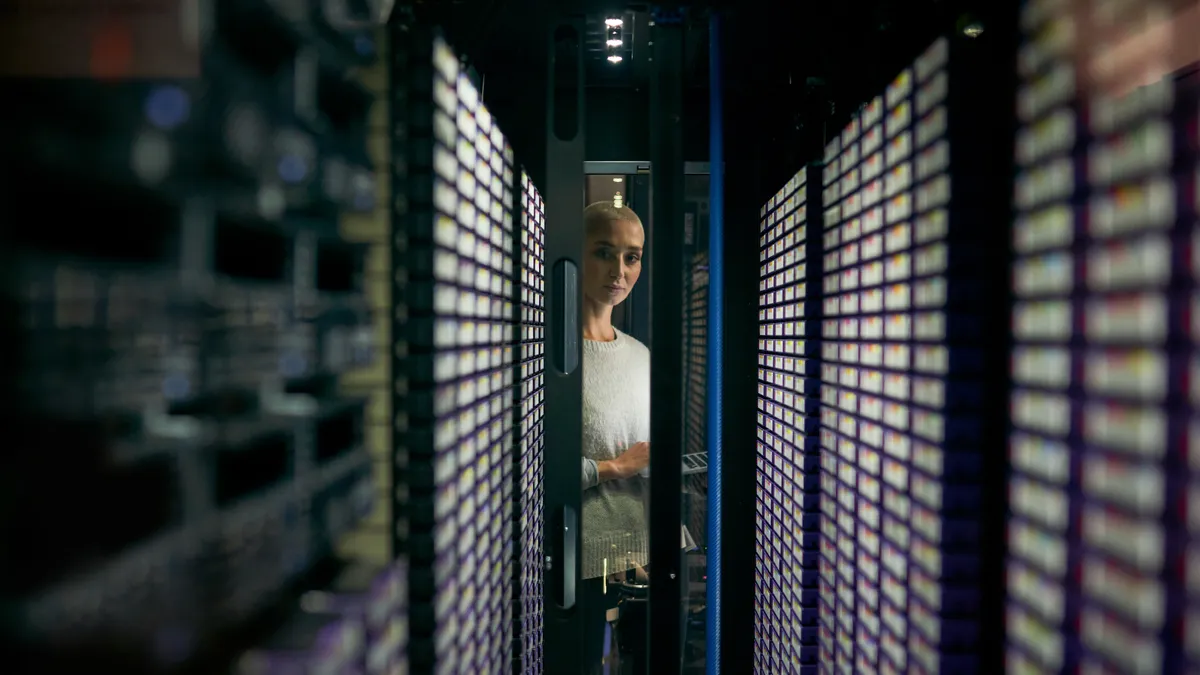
[1007,1,1200,672]
[754,165,822,674]
[817,32,1012,674]
[3,2,385,672]
[390,29,519,674]
[684,251,710,550]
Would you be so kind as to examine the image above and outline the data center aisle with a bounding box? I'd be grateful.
[747,2,1200,673]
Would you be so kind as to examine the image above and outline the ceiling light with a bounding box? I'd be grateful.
[605,17,623,27]
[607,39,623,47]
[613,177,623,183]
[607,55,622,64]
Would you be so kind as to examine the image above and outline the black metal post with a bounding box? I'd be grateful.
[647,7,685,674]
[715,9,761,670]
[542,14,587,675]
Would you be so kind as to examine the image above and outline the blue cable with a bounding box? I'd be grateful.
[705,10,724,675]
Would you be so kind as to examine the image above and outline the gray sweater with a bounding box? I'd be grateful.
[579,328,651,579]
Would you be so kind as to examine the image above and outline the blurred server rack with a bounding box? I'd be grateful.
[684,251,710,549]
[1008,1,1200,672]
[820,33,1012,675]
[514,170,547,675]
[754,166,822,674]
[2,1,384,672]
[390,28,519,675]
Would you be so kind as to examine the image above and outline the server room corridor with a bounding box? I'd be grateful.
[2,1,1199,674]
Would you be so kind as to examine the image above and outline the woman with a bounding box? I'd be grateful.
[578,200,652,668]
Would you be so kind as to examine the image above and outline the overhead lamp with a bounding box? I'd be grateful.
[613,177,623,183]
[607,55,622,64]
[607,24,623,48]
[605,17,623,27]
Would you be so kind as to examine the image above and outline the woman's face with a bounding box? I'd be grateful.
[583,218,644,307]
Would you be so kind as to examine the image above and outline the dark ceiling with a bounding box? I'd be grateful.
[407,0,997,190]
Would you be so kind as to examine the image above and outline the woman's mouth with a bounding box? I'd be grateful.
[605,285,625,293]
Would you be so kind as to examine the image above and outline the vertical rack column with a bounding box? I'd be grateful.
[391,28,520,674]
[648,6,687,672]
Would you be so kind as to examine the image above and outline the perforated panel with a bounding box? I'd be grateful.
[684,252,710,546]
[754,167,822,674]
[819,36,996,674]
[394,33,517,675]
[1007,2,1200,672]
[515,170,546,674]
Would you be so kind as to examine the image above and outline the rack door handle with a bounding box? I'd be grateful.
[550,504,578,609]
[551,259,579,375]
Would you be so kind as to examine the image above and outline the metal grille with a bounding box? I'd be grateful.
[818,35,999,674]
[682,252,711,548]
[753,167,821,673]
[515,170,547,675]
[392,31,517,675]
[1007,2,1200,672]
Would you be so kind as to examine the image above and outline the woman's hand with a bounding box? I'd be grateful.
[598,441,650,482]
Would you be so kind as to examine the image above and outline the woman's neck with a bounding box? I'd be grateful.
[582,299,616,342]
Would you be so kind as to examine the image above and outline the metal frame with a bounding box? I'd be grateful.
[542,14,588,675]
[703,12,724,674]
[646,7,686,674]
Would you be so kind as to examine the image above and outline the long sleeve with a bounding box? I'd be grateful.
[581,457,600,490]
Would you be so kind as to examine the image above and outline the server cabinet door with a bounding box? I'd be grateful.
[543,16,588,675]
[391,28,524,675]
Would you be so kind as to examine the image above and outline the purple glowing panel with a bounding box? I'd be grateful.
[1008,2,1200,673]
[399,33,518,675]
[756,165,824,672]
